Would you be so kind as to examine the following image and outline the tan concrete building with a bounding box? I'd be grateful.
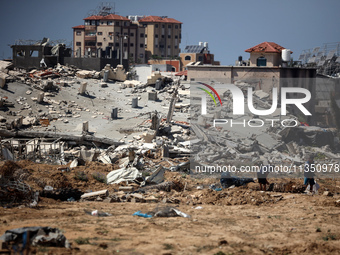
[180,42,220,71]
[73,14,182,65]
[138,16,182,61]
[72,14,146,64]
[245,42,291,67]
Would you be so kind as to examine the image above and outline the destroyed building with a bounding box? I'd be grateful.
[11,39,71,70]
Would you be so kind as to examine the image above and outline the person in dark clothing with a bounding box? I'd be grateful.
[256,161,270,191]
[304,154,315,194]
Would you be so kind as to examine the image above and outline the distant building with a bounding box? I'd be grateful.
[11,43,71,70]
[180,42,220,71]
[187,42,316,124]
[72,14,146,64]
[245,42,292,67]
[138,16,182,61]
[72,14,182,65]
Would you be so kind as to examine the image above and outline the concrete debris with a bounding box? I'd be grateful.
[106,167,141,184]
[0,60,13,71]
[1,61,340,218]
[76,70,98,79]
[0,227,71,249]
[100,64,127,81]
[147,71,164,85]
[80,189,109,200]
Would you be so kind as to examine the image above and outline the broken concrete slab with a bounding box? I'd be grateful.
[81,189,108,200]
[107,167,141,184]
[100,64,127,81]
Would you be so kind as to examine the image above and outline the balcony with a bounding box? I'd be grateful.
[84,36,96,41]
[85,25,96,30]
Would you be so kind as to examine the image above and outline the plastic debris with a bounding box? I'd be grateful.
[133,211,153,218]
[84,209,112,217]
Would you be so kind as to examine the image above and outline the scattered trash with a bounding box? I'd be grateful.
[133,211,153,218]
[84,209,112,217]
[44,185,54,191]
[0,226,70,249]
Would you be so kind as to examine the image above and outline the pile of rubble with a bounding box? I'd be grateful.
[190,81,340,179]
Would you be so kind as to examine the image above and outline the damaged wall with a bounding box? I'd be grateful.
[11,45,71,70]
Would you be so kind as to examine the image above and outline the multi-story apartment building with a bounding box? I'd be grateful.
[73,14,146,64]
[72,14,182,64]
[138,16,182,61]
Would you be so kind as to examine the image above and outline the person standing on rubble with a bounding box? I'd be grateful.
[256,161,270,191]
[304,154,316,194]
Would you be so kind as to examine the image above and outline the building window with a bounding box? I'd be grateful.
[175,35,178,39]
[162,25,165,28]
[130,43,134,47]
[109,32,114,36]
[124,43,128,47]
[168,35,171,39]
[161,35,165,38]
[155,34,158,38]
[139,53,144,58]
[155,45,158,48]
[97,42,102,46]
[130,32,134,37]
[159,45,164,48]
[76,42,81,46]
[140,33,144,38]
[115,43,119,47]
[155,24,158,28]
[140,44,144,48]
[108,21,112,25]
[109,43,113,46]
[175,25,178,29]
[98,32,102,35]
[198,56,203,61]
[168,45,171,48]
[168,25,172,28]
[76,31,81,36]
[257,57,267,66]
[185,55,191,61]
[115,21,120,26]
[145,34,147,38]
[174,46,178,49]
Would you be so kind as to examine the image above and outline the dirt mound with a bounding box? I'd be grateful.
[185,187,284,206]
[0,160,21,178]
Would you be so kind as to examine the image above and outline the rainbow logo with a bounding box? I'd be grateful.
[197,82,223,107]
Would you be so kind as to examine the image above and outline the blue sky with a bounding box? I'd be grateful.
[0,0,339,65]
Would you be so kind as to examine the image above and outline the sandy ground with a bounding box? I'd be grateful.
[1,195,340,255]
[1,160,340,255]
